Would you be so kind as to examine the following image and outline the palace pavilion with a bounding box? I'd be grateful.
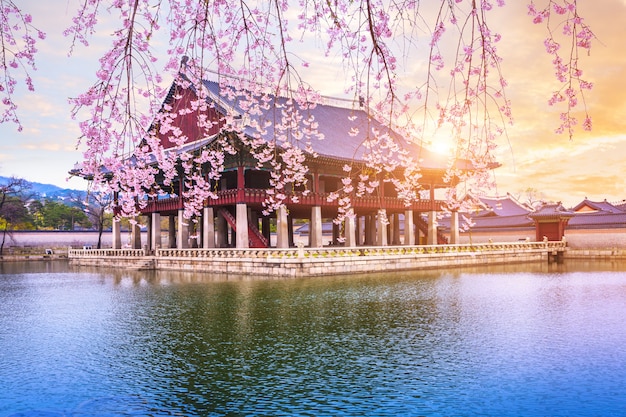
[97,71,481,251]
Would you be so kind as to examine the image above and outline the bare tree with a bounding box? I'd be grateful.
[0,176,31,255]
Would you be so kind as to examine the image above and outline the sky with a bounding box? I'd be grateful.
[1,1,626,208]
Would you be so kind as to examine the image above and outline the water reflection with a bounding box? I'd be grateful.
[1,260,625,416]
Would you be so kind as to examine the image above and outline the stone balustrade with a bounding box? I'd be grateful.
[69,241,565,260]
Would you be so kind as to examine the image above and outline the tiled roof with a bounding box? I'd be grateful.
[529,202,574,220]
[477,194,532,217]
[567,212,626,228]
[571,198,626,214]
[201,80,474,171]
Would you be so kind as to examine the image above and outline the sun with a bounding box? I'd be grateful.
[429,137,455,155]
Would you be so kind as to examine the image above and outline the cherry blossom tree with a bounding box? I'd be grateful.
[1,0,596,223]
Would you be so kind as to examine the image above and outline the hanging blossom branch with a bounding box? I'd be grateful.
[0,0,597,223]
[0,0,45,130]
[528,0,595,138]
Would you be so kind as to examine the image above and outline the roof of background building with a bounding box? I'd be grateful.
[571,198,626,214]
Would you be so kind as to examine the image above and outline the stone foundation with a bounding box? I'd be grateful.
[69,242,565,278]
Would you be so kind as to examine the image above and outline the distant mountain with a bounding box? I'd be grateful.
[0,176,86,202]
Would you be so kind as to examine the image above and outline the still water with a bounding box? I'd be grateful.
[1,260,625,416]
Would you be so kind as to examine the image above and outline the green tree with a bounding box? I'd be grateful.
[36,199,90,231]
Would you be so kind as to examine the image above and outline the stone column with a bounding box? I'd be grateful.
[356,215,364,246]
[112,217,121,249]
[427,211,438,245]
[216,212,228,248]
[449,211,460,244]
[310,205,323,248]
[369,214,377,246]
[168,215,176,248]
[332,222,340,246]
[404,210,415,246]
[288,214,295,247]
[151,212,161,250]
[376,209,388,247]
[262,217,271,244]
[392,213,401,245]
[236,203,249,248]
[344,211,357,247]
[364,215,372,246]
[276,205,289,248]
[131,219,142,249]
[177,209,189,249]
[203,207,215,248]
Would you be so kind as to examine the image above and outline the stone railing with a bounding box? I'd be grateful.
[69,241,565,260]
[68,248,146,258]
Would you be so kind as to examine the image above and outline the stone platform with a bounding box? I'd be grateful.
[68,241,567,278]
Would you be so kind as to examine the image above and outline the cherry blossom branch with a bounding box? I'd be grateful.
[0,0,45,130]
[528,0,595,138]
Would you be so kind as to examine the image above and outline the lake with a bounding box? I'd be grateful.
[1,260,625,416]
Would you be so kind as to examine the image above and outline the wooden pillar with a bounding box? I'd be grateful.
[203,207,215,248]
[404,210,414,246]
[237,166,245,202]
[310,205,323,248]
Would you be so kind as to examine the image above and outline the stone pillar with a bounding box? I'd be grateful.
[427,211,437,245]
[344,211,357,247]
[151,212,161,250]
[112,217,121,249]
[131,220,142,249]
[236,203,249,248]
[203,207,215,248]
[332,222,340,246]
[392,213,401,245]
[356,215,364,246]
[216,212,228,248]
[404,210,414,246]
[288,214,295,247]
[449,211,460,244]
[167,215,176,248]
[276,205,289,248]
[376,209,388,247]
[364,215,372,246]
[369,214,377,246]
[262,217,271,243]
[177,209,189,249]
[310,205,323,248]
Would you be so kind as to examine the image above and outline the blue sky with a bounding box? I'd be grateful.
[2,1,626,207]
